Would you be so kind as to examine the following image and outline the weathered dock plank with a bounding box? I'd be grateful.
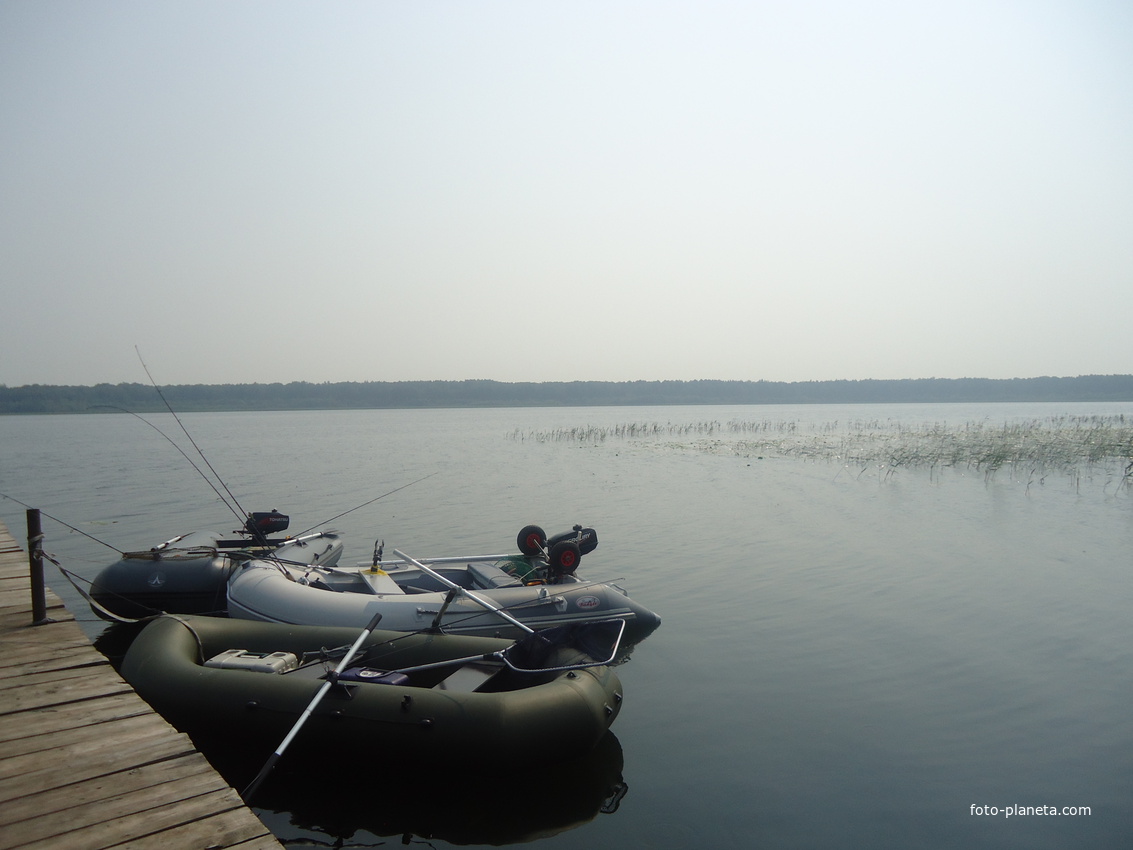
[0,519,283,849]
[0,584,44,611]
[0,601,72,630]
[0,754,218,829]
[0,636,94,670]
[105,809,285,850]
[0,763,240,850]
[0,692,150,743]
[0,710,181,761]
[0,664,133,712]
[15,786,266,850]
[0,718,197,791]
[0,655,112,688]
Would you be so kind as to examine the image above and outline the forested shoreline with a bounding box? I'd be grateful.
[2,375,1131,414]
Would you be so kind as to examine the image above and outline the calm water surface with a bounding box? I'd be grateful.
[2,403,1131,848]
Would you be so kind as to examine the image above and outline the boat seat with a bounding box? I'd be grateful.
[467,562,523,590]
[432,662,503,693]
[338,667,410,686]
[358,568,405,595]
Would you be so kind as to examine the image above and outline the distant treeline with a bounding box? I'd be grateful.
[1,375,1131,414]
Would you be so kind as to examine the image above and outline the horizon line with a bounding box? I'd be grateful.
[4,373,1133,389]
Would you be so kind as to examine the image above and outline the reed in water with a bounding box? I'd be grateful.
[508,415,1133,485]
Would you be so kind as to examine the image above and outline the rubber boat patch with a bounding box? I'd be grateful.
[576,595,600,610]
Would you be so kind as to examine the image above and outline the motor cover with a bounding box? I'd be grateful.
[546,526,598,556]
[245,510,290,535]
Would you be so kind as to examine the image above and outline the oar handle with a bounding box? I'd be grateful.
[367,610,384,629]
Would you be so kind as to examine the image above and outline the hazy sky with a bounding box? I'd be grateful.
[2,1,1131,386]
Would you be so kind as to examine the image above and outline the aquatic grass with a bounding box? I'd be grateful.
[507,415,1133,486]
[732,418,1133,484]
[506,418,802,443]
[507,420,732,443]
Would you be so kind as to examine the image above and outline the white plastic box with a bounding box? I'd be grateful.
[203,649,299,673]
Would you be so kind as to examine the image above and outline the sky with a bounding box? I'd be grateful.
[2,1,1131,387]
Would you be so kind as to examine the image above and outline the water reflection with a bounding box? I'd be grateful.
[198,728,628,847]
[93,619,146,663]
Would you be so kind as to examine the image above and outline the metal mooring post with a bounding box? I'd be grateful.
[27,508,53,625]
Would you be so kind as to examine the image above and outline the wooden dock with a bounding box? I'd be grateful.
[0,519,283,850]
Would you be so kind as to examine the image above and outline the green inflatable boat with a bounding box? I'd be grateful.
[120,614,625,764]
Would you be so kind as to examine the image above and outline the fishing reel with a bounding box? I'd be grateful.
[516,523,598,581]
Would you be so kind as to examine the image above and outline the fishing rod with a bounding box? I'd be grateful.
[90,405,247,528]
[291,472,439,537]
[102,401,435,545]
[8,367,257,557]
[134,347,252,533]
[0,492,121,554]
[133,350,439,544]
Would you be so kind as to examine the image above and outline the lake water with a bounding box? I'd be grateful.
[2,402,1131,848]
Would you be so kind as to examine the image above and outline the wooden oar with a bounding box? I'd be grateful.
[242,609,384,800]
[393,549,536,635]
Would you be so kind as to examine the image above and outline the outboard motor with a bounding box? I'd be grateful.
[244,510,290,537]
[515,523,599,581]
[545,525,598,580]
[546,525,598,556]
